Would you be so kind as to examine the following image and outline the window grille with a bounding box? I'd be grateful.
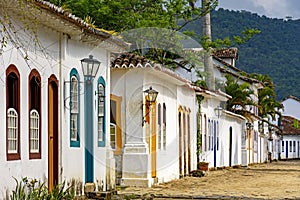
[30,109,39,153]
[7,108,18,153]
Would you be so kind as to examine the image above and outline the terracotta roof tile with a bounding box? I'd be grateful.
[111,53,155,68]
[282,95,300,102]
[282,115,300,135]
[214,48,238,59]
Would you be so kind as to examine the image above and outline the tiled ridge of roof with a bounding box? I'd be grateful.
[34,0,110,37]
[282,95,300,102]
[214,48,238,59]
[111,53,156,69]
[216,65,262,84]
[282,115,300,135]
[32,0,126,48]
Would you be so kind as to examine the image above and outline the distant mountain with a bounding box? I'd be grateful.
[184,8,300,101]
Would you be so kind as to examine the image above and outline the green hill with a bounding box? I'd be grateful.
[45,0,299,100]
[185,8,300,100]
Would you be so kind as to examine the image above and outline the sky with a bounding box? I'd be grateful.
[217,0,300,20]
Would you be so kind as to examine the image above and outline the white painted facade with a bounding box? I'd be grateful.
[280,136,300,159]
[281,96,300,120]
[110,66,197,187]
[198,92,245,168]
[0,0,124,198]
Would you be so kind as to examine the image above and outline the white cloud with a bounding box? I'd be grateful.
[217,0,300,19]
[252,0,289,18]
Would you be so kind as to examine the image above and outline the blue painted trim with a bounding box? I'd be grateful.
[213,120,216,167]
[286,141,288,158]
[70,68,80,147]
[85,78,94,182]
[97,76,106,147]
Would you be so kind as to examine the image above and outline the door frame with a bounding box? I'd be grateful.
[48,75,59,191]
[229,127,233,167]
[286,141,288,158]
[151,101,157,178]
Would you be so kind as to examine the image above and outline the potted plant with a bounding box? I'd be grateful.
[197,161,209,171]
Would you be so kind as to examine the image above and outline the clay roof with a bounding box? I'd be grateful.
[3,0,127,49]
[282,115,300,135]
[111,53,193,84]
[111,53,155,68]
[216,65,263,85]
[213,56,242,72]
[214,48,238,59]
[282,95,300,102]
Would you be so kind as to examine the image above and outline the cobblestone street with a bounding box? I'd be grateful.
[117,160,300,199]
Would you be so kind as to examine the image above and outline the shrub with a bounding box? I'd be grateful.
[10,177,74,200]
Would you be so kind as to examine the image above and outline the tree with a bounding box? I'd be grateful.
[48,0,218,32]
[202,0,214,90]
[224,74,256,117]
[250,73,283,121]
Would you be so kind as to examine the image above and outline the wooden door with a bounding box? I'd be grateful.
[48,75,59,191]
[151,102,157,178]
[229,127,233,167]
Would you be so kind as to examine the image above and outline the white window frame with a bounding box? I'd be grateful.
[110,123,116,149]
[30,109,39,153]
[98,84,105,142]
[7,108,18,154]
[70,76,79,141]
[163,103,166,150]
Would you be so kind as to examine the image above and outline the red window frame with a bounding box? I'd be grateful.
[29,69,42,159]
[6,65,21,161]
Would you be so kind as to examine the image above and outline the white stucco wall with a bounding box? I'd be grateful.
[280,135,300,159]
[282,98,300,120]
[200,97,244,168]
[111,67,197,186]
[0,25,60,198]
[0,17,115,197]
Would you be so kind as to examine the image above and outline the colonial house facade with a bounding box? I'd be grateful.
[0,0,125,197]
[176,48,267,166]
[279,96,300,159]
[281,116,300,159]
[110,53,198,187]
[196,88,246,168]
[281,95,300,120]
[213,48,267,165]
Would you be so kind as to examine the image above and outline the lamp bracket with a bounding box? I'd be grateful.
[142,103,152,126]
[63,80,84,110]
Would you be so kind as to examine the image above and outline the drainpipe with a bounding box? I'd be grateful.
[58,32,63,183]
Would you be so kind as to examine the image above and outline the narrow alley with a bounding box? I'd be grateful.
[117,160,300,200]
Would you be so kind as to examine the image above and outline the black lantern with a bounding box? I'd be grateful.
[258,121,264,133]
[246,122,253,130]
[214,106,223,118]
[144,86,158,104]
[81,55,101,78]
[142,86,159,126]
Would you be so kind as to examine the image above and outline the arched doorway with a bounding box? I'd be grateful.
[48,75,59,191]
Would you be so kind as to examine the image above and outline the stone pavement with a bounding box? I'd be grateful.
[115,160,300,200]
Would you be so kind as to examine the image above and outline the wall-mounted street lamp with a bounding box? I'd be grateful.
[81,55,101,183]
[81,55,101,79]
[246,122,254,130]
[144,86,158,104]
[258,121,264,137]
[142,86,158,126]
[214,106,223,118]
[246,122,253,164]
[268,125,274,141]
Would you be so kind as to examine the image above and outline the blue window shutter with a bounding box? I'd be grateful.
[70,68,80,147]
[97,77,106,147]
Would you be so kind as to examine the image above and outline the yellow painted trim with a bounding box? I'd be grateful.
[151,101,157,178]
[110,94,122,155]
[48,83,54,191]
